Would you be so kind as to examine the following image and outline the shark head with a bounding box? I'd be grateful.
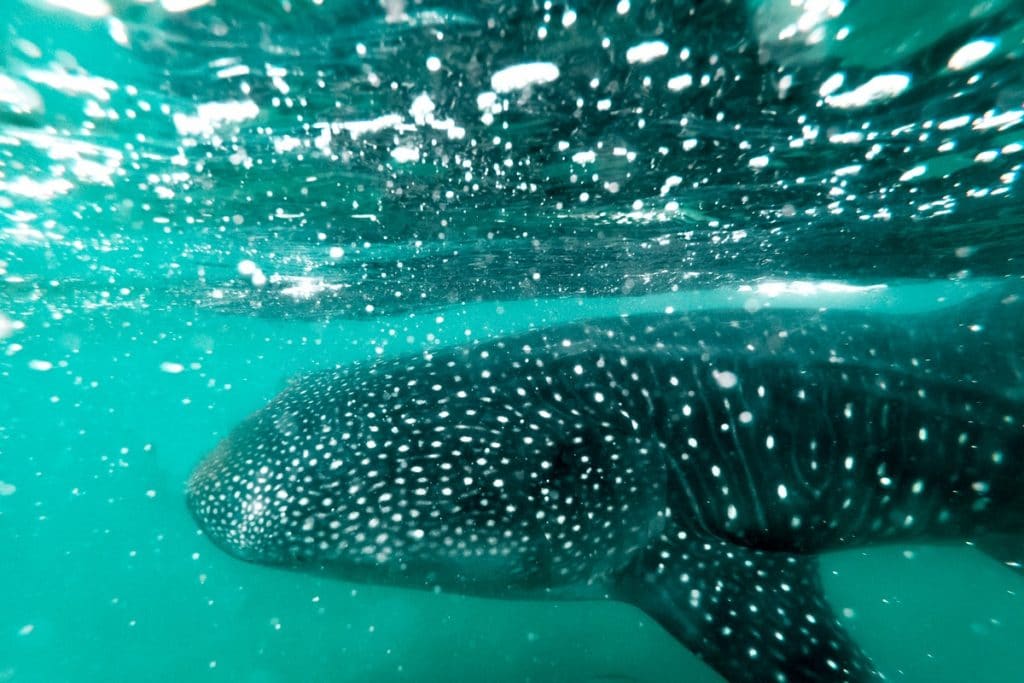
[188,335,666,592]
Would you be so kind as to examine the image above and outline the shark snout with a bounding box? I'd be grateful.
[186,438,286,563]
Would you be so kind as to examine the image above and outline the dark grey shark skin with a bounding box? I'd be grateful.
[187,308,1024,683]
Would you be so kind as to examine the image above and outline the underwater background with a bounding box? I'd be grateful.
[2,0,1024,681]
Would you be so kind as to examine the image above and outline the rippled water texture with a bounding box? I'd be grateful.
[2,0,1024,682]
[2,0,1023,318]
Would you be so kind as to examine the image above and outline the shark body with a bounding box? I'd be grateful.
[188,308,1024,682]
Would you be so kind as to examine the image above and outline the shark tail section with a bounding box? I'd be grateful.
[975,426,1024,574]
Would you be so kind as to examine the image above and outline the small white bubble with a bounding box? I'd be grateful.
[948,38,997,71]
[625,40,669,65]
[900,165,927,182]
[667,74,693,91]
[0,314,14,341]
[712,370,738,389]
[391,146,420,163]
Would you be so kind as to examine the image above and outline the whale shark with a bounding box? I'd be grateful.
[187,307,1023,682]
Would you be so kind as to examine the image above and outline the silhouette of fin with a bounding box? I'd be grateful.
[975,534,1024,576]
[614,532,882,683]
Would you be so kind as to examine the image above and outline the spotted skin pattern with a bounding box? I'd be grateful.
[188,309,1024,683]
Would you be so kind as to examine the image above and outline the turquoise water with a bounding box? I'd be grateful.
[3,0,1024,681]
[5,290,1024,683]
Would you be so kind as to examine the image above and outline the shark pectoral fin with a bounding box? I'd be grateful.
[614,533,881,683]
[975,533,1024,575]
